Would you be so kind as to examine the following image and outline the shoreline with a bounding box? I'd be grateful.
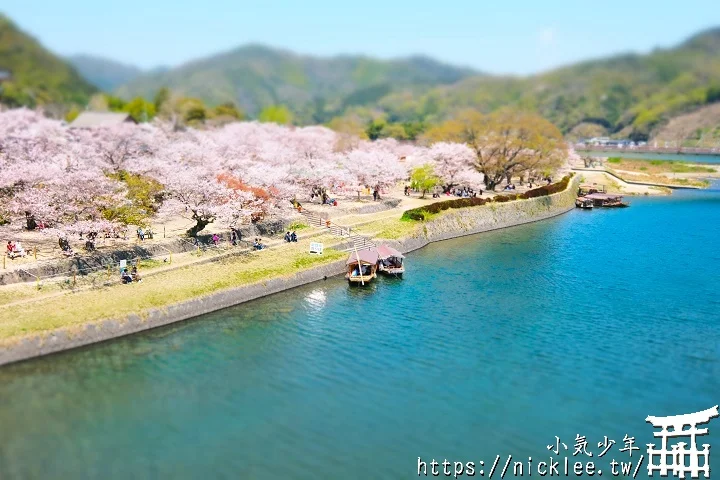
[571,167,704,190]
[577,147,720,158]
[0,177,579,366]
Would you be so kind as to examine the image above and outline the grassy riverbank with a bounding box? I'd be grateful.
[0,238,345,344]
[0,176,578,361]
[605,157,718,188]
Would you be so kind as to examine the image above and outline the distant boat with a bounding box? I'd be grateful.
[345,249,379,285]
[376,245,405,276]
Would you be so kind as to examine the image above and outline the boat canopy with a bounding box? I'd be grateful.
[346,249,379,265]
[584,193,623,200]
[376,245,404,260]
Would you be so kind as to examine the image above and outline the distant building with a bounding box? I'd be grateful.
[70,111,137,128]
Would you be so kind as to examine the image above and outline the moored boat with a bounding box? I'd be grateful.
[575,197,594,209]
[345,249,379,285]
[376,245,405,276]
[583,192,629,208]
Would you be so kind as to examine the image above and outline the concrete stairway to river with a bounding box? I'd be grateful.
[297,208,376,252]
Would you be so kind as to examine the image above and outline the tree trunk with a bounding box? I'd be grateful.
[187,213,210,237]
[421,189,427,199]
[25,212,37,230]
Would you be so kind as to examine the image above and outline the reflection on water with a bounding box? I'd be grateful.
[0,188,719,479]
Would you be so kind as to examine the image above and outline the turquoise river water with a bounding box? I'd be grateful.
[585,151,720,164]
[1,186,719,479]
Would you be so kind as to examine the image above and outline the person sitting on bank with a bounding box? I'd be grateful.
[284,231,292,242]
[121,268,134,284]
[290,231,298,242]
[58,237,74,255]
[253,238,265,250]
[131,265,142,283]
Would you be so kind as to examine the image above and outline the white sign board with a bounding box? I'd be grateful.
[309,242,324,255]
[119,260,127,270]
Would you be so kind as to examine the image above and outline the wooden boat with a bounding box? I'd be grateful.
[578,184,606,196]
[345,249,379,284]
[376,245,405,276]
[575,197,594,209]
[583,192,629,208]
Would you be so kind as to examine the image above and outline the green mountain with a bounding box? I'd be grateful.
[0,14,96,107]
[67,54,143,91]
[374,27,720,141]
[115,44,479,123]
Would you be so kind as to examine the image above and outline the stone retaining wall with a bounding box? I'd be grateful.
[0,176,579,366]
[0,216,303,286]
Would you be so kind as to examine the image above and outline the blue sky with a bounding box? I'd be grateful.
[3,1,719,75]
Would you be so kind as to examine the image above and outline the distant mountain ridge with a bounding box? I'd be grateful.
[67,55,144,91]
[113,28,720,141]
[115,44,479,122]
[1,10,719,145]
[372,27,720,141]
[0,14,96,107]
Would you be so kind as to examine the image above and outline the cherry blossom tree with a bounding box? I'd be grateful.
[426,142,482,190]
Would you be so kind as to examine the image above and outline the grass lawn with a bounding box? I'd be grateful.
[0,236,344,344]
[606,157,716,174]
[353,217,421,240]
[606,157,716,187]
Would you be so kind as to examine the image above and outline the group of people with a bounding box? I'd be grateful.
[372,186,381,201]
[350,264,372,277]
[253,238,266,250]
[83,231,99,251]
[284,231,298,243]
[136,227,153,241]
[6,240,26,259]
[120,265,142,284]
[503,184,517,191]
[448,186,480,198]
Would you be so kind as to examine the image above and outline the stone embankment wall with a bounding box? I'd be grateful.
[392,176,579,254]
[0,177,578,366]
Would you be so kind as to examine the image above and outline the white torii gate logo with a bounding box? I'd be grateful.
[647,405,719,478]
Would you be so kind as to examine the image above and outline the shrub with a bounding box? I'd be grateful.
[401,174,573,221]
[401,197,489,220]
[519,174,572,199]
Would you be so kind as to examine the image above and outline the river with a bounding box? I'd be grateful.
[584,150,720,164]
[1,186,719,479]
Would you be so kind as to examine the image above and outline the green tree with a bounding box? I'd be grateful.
[366,118,386,140]
[103,171,164,227]
[65,106,81,123]
[213,102,245,120]
[402,121,427,140]
[185,105,207,123]
[707,85,720,103]
[154,87,170,112]
[410,164,440,198]
[105,95,127,111]
[383,123,408,140]
[123,97,156,122]
[259,105,293,125]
